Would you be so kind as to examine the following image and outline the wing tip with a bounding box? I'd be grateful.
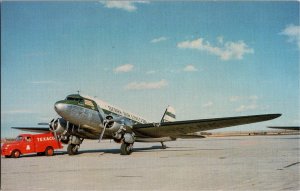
[270,113,282,119]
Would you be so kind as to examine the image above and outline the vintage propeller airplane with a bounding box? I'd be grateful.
[13,94,281,155]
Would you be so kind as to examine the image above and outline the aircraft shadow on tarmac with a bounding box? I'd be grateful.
[72,146,224,155]
[10,146,225,158]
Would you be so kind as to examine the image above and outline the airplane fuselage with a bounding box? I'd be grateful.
[54,94,148,140]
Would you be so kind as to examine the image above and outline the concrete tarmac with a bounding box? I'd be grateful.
[1,135,299,191]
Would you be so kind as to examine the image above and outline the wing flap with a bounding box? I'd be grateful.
[133,114,281,138]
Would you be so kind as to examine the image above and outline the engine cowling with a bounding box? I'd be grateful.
[50,118,67,135]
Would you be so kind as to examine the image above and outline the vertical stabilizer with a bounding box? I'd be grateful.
[161,106,176,123]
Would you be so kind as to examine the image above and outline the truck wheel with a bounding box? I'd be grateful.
[5,155,11,158]
[45,147,54,156]
[12,150,21,158]
[67,144,78,155]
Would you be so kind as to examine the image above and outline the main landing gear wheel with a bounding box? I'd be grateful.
[67,144,79,155]
[120,143,133,155]
[161,142,167,149]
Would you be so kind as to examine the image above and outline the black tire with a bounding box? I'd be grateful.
[5,155,11,158]
[45,147,54,156]
[11,150,21,158]
[37,152,44,156]
[67,144,78,155]
[120,143,133,155]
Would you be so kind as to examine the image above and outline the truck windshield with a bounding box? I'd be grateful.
[16,136,23,141]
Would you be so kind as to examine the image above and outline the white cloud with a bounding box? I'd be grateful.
[217,36,224,44]
[146,70,156,74]
[183,65,198,72]
[177,37,254,61]
[229,96,241,102]
[114,64,134,73]
[124,79,168,90]
[30,81,55,84]
[280,24,300,50]
[229,95,258,102]
[202,101,213,108]
[100,1,149,12]
[248,95,258,101]
[235,104,258,112]
[151,36,168,43]
[230,95,261,112]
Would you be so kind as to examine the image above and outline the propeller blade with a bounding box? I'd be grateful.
[53,130,58,140]
[98,122,108,143]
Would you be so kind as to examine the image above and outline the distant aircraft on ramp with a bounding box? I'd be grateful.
[12,94,281,155]
[268,126,300,131]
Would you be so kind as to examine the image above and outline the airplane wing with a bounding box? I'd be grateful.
[268,126,300,131]
[132,114,281,138]
[11,127,50,133]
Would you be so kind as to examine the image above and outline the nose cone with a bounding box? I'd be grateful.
[54,101,68,116]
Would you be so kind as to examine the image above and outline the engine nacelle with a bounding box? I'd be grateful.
[50,118,67,135]
[108,122,124,131]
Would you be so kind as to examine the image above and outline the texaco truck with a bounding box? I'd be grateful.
[1,132,63,158]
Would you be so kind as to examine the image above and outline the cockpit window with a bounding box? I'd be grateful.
[66,96,84,103]
[65,95,97,110]
[84,99,96,110]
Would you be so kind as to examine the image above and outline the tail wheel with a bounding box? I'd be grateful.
[120,143,133,155]
[12,150,21,158]
[45,147,54,156]
[67,144,79,155]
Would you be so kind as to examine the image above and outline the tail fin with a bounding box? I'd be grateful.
[161,106,176,123]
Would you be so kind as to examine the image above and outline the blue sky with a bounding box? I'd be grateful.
[1,1,299,138]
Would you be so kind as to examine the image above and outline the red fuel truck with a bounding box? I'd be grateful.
[1,132,63,158]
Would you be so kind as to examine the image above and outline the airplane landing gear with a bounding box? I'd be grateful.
[120,143,133,155]
[67,144,79,155]
[67,136,83,155]
[161,142,167,149]
[119,132,135,155]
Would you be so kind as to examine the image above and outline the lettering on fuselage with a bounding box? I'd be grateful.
[107,105,147,124]
[37,137,55,142]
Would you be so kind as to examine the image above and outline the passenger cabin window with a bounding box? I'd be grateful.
[16,136,23,141]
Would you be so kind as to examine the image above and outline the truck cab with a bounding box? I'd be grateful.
[1,133,63,158]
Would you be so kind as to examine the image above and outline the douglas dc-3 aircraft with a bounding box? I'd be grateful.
[13,94,281,155]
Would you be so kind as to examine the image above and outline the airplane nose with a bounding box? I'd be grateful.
[54,101,67,114]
